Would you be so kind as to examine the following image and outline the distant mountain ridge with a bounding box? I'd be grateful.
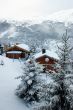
[0,9,73,44]
[48,9,73,23]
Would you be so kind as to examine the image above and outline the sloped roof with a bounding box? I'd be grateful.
[34,50,59,60]
[17,44,30,51]
[7,43,30,52]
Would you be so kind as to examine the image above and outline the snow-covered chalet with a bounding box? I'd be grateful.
[34,49,59,72]
[6,44,30,59]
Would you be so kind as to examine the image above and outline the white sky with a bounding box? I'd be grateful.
[0,0,73,21]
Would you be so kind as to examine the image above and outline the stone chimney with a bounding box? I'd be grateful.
[42,49,46,54]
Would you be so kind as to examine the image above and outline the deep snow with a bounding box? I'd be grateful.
[0,55,30,110]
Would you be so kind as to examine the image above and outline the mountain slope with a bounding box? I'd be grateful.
[0,9,73,45]
[48,9,73,23]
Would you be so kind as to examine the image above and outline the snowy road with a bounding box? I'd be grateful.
[0,56,30,110]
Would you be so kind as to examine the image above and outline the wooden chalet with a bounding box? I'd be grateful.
[6,44,30,59]
[34,49,59,72]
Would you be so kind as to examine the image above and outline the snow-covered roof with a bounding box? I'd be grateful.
[7,51,22,54]
[34,50,59,60]
[16,44,30,51]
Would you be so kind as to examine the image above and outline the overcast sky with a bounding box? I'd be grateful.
[0,0,73,21]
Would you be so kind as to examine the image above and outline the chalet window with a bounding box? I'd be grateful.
[45,58,49,62]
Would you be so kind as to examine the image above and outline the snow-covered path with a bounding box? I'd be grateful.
[0,56,30,110]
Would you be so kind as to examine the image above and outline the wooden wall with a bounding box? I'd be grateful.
[36,55,57,71]
[6,53,22,59]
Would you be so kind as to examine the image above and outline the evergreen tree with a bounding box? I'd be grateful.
[52,29,73,110]
[16,56,43,103]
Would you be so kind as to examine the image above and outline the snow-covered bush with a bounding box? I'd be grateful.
[31,72,60,110]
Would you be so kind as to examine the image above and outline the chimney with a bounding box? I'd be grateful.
[42,49,46,54]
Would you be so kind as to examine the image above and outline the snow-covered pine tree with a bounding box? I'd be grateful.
[34,72,59,110]
[16,56,43,103]
[51,29,73,110]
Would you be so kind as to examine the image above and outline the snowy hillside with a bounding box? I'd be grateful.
[0,56,30,110]
[48,9,73,23]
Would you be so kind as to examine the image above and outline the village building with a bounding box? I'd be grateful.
[34,49,59,72]
[6,44,30,59]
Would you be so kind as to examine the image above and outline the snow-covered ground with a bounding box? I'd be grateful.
[0,55,55,110]
[0,55,30,110]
